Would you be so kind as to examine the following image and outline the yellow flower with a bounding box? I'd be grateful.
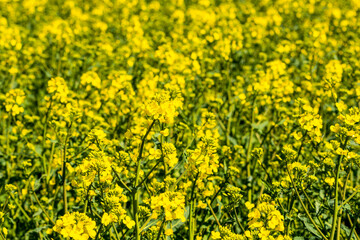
[211,231,221,239]
[258,227,270,239]
[197,201,207,209]
[4,89,25,116]
[165,228,173,236]
[325,177,335,187]
[143,90,182,124]
[47,77,69,103]
[149,148,162,160]
[162,142,178,168]
[150,191,186,222]
[336,101,347,112]
[81,71,102,90]
[123,216,135,229]
[46,228,53,235]
[101,213,113,226]
[160,128,170,136]
[245,201,255,210]
[53,212,96,240]
[293,131,303,140]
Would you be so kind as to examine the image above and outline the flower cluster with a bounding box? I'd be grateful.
[186,135,219,179]
[245,197,286,240]
[3,89,25,116]
[150,191,186,222]
[143,90,182,124]
[47,77,69,103]
[53,212,96,240]
[102,186,134,229]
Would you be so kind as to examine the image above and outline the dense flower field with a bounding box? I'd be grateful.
[1,0,360,239]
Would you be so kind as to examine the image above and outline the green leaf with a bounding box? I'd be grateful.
[298,214,322,239]
[315,201,321,215]
[28,225,48,234]
[228,135,238,145]
[251,120,269,134]
[33,208,42,217]
[341,222,351,236]
[342,203,352,212]
[294,237,305,240]
[35,145,43,156]
[141,219,159,232]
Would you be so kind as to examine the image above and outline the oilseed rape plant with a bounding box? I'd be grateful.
[1,0,360,239]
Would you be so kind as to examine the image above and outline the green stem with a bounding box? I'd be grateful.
[5,118,9,157]
[347,214,360,240]
[112,167,132,193]
[330,154,345,240]
[246,96,256,203]
[233,207,245,233]
[95,224,103,240]
[41,156,47,180]
[2,196,9,212]
[46,141,56,184]
[348,219,356,240]
[139,213,153,233]
[31,186,55,225]
[156,218,166,240]
[336,216,342,240]
[42,99,52,147]
[337,168,352,240]
[340,188,360,210]
[62,122,72,214]
[207,201,221,228]
[301,185,324,228]
[9,193,31,222]
[136,160,162,188]
[0,231,5,240]
[133,120,156,240]
[112,223,120,240]
[120,228,130,240]
[83,184,92,214]
[286,165,328,240]
[62,150,67,214]
[189,173,199,240]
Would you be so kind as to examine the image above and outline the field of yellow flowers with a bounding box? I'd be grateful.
[1,0,360,239]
